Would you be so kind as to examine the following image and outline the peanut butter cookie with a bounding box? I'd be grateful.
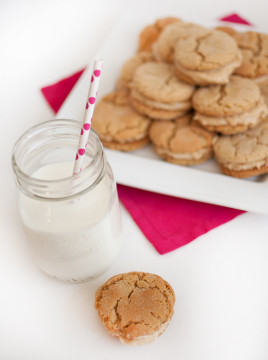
[155,21,208,63]
[95,272,175,345]
[92,91,151,151]
[214,119,268,178]
[149,115,216,165]
[173,29,242,85]
[130,62,194,120]
[217,27,268,86]
[193,76,268,134]
[138,17,180,52]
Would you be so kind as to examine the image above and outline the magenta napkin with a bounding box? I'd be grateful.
[41,13,249,254]
[218,13,253,26]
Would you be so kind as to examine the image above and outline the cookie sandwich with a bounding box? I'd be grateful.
[217,27,268,86]
[214,119,268,178]
[149,115,216,165]
[92,91,151,151]
[173,29,242,85]
[130,62,195,120]
[193,76,268,134]
[95,272,175,345]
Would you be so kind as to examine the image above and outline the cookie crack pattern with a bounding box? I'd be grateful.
[194,33,226,67]
[217,85,228,107]
[128,289,134,300]
[230,126,268,160]
[163,74,175,87]
[216,84,254,115]
[114,298,122,323]
[95,275,126,302]
[123,320,153,331]
[114,117,148,139]
[242,36,261,55]
[140,277,172,309]
[247,34,262,74]
[233,143,239,159]
[255,129,268,147]
[138,274,173,304]
[255,33,262,58]
[255,34,265,74]
[167,124,178,150]
[194,34,211,64]
[150,311,164,321]
[215,86,244,116]
[239,33,268,76]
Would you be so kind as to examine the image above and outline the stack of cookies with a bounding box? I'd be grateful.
[92,17,268,179]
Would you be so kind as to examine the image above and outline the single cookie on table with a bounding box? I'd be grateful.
[154,21,207,63]
[217,27,268,86]
[95,272,175,345]
[149,114,217,165]
[192,76,268,134]
[214,119,268,178]
[173,29,242,85]
[138,17,180,52]
[92,91,151,151]
[130,62,195,120]
[116,51,154,91]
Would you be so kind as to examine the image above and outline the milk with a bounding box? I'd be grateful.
[19,162,122,282]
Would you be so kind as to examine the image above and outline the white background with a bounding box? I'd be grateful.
[1,0,268,359]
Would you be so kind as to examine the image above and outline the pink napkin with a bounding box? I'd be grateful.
[41,13,249,254]
[218,13,253,26]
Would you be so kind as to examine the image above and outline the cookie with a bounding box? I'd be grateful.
[116,52,154,91]
[92,91,151,151]
[155,21,208,63]
[130,62,195,120]
[217,27,268,86]
[173,29,242,85]
[192,76,268,134]
[214,119,268,178]
[138,17,180,52]
[95,272,175,345]
[149,115,216,165]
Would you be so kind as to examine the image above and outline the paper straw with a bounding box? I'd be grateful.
[73,58,103,175]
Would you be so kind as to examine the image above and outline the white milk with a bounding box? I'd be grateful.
[19,162,122,282]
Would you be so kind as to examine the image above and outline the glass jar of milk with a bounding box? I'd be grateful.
[12,119,122,282]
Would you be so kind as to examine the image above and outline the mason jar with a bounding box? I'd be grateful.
[12,119,122,282]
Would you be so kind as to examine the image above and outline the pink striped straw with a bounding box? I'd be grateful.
[73,58,103,175]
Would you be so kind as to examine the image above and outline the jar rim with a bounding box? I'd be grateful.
[11,119,105,199]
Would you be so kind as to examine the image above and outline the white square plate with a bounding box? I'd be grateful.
[56,10,268,215]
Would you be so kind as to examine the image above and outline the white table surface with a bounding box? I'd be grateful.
[1,1,268,359]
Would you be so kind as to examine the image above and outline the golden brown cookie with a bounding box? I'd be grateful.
[149,115,216,165]
[173,29,242,85]
[214,119,268,178]
[92,91,151,151]
[217,27,268,86]
[192,76,268,134]
[155,21,208,63]
[130,62,195,120]
[95,272,175,345]
[138,17,180,52]
[116,52,154,91]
